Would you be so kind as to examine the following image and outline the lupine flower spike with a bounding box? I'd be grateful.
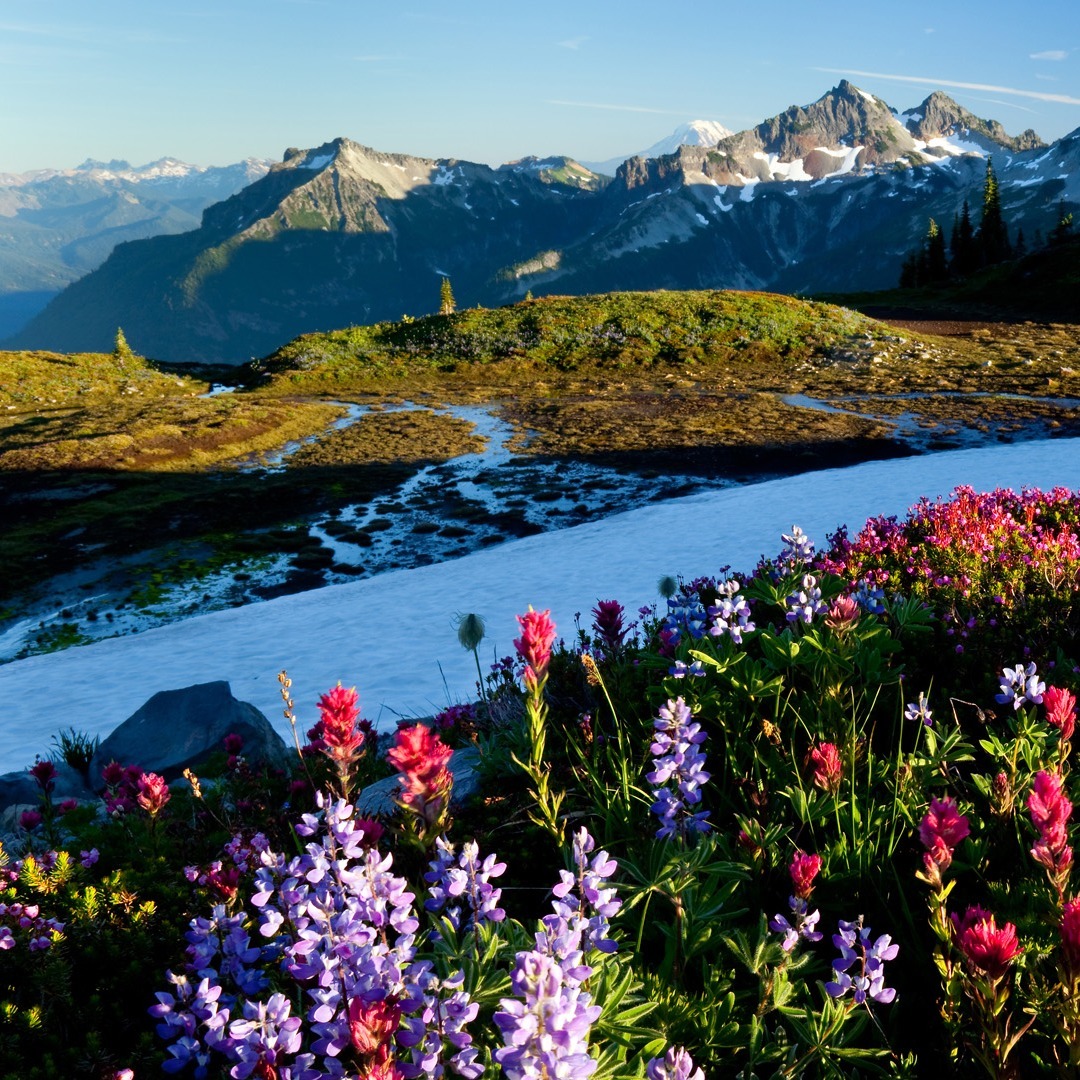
[647,697,711,841]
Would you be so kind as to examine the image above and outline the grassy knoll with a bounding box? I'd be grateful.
[0,347,202,408]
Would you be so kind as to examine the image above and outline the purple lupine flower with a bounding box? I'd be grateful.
[904,692,933,727]
[786,573,828,625]
[708,579,756,645]
[424,835,506,933]
[854,577,886,615]
[227,993,302,1078]
[996,662,1046,710]
[824,918,899,1005]
[493,950,602,1079]
[770,897,824,953]
[647,697,711,841]
[661,589,712,647]
[668,659,706,679]
[152,791,480,1079]
[647,1045,705,1080]
[551,828,621,954]
[780,525,815,566]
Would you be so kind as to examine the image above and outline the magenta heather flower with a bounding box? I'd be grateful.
[647,697,711,840]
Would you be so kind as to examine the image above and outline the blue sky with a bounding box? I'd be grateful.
[3,0,1079,172]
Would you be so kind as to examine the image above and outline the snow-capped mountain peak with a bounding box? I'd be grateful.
[582,119,734,176]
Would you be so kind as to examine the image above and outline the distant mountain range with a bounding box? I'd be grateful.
[9,82,1078,364]
[0,156,271,336]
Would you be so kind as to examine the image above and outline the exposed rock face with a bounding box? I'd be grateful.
[908,92,1045,152]
[88,680,289,786]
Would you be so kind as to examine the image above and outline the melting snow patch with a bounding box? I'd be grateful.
[303,153,334,170]
[736,176,759,202]
[924,135,985,158]
[433,167,456,186]
[695,212,709,226]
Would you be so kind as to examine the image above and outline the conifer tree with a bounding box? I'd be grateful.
[977,158,1010,265]
[950,199,979,278]
[925,218,948,283]
[439,276,456,315]
[113,326,137,370]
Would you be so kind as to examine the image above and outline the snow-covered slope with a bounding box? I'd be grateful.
[0,438,1075,775]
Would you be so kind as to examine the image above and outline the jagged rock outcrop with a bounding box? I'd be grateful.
[907,91,1044,153]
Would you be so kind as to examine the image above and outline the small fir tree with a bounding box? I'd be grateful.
[977,158,1010,265]
[439,275,456,315]
[113,326,137,370]
[950,199,979,278]
[925,218,948,283]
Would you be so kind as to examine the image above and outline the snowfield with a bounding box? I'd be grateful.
[0,438,1077,775]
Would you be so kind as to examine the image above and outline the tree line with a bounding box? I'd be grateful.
[899,159,1074,288]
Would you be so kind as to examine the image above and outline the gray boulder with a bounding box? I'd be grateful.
[89,681,289,789]
[0,760,94,813]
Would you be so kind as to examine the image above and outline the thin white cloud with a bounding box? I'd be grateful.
[815,67,1080,106]
[547,98,680,115]
[1031,50,1068,61]
[558,35,588,50]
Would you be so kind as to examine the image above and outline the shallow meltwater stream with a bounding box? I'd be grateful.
[4,390,1073,663]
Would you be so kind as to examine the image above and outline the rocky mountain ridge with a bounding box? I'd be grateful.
[10,83,1077,363]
